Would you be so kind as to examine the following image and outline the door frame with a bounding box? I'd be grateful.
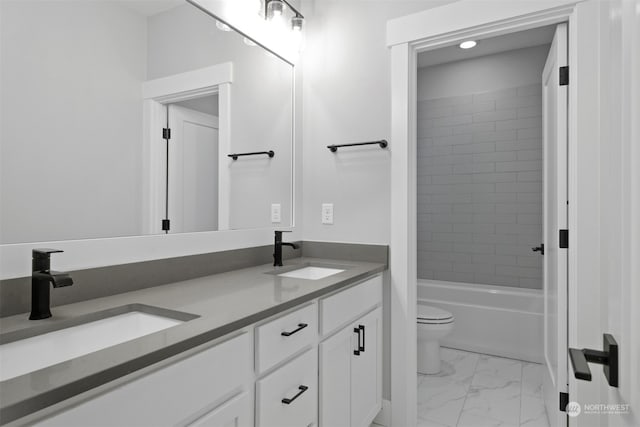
[387,1,604,425]
[141,62,233,234]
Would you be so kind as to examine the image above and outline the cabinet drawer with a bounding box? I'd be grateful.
[320,274,382,336]
[256,303,317,373]
[256,349,317,427]
[35,333,251,427]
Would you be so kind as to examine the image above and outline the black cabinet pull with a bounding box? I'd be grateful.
[359,324,365,352]
[353,327,361,355]
[282,385,308,404]
[281,323,308,337]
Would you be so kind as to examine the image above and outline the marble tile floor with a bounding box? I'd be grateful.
[417,348,550,427]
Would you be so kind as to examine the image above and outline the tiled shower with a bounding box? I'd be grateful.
[416,84,543,289]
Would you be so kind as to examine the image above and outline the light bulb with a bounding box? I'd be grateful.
[459,40,477,49]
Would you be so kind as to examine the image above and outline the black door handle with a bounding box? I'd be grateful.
[359,324,365,352]
[532,244,544,255]
[569,333,618,387]
[354,327,361,355]
[281,323,308,337]
[282,385,308,404]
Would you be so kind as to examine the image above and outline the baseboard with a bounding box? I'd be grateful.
[373,399,391,426]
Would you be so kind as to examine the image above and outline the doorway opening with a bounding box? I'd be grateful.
[414,23,568,427]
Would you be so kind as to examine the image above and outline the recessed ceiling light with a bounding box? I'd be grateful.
[459,40,477,49]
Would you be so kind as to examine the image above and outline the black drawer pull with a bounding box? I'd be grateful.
[358,324,365,352]
[282,385,308,404]
[281,323,308,337]
[353,327,361,355]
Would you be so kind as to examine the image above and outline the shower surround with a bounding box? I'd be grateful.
[417,84,543,289]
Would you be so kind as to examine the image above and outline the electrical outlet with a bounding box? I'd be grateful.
[271,203,281,223]
[321,203,334,224]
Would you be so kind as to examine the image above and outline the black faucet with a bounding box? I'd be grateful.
[30,249,73,320]
[273,231,299,267]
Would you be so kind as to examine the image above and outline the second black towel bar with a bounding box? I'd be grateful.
[327,140,388,152]
[228,151,275,160]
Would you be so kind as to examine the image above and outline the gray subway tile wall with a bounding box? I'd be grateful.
[417,84,543,289]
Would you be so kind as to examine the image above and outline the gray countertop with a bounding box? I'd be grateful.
[0,257,385,425]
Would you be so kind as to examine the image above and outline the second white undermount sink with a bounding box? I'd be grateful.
[277,266,345,280]
[0,305,196,382]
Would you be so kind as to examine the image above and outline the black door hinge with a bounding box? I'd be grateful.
[559,392,569,412]
[162,219,170,231]
[559,229,569,248]
[163,128,171,140]
[559,66,569,86]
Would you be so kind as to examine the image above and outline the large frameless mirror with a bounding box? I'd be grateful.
[0,0,294,243]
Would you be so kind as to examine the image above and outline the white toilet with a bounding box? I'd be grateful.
[417,304,455,375]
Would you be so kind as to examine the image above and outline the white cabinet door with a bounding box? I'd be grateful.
[350,307,382,427]
[319,325,355,427]
[319,307,382,427]
[188,392,251,427]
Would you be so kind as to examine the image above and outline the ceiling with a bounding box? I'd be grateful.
[120,0,184,17]
[417,25,556,68]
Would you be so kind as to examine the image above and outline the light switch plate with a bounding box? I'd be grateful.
[271,203,281,223]
[321,203,334,224]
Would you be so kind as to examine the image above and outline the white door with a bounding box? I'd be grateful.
[167,104,219,233]
[568,1,640,425]
[319,325,353,427]
[350,307,382,427]
[541,22,569,427]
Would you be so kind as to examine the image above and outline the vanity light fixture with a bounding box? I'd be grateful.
[291,15,303,32]
[266,0,284,19]
[459,40,477,49]
[265,0,304,32]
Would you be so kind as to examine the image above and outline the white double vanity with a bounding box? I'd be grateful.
[28,274,382,427]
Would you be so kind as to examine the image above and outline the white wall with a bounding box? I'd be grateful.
[147,4,293,230]
[300,0,456,244]
[417,45,550,100]
[0,1,147,243]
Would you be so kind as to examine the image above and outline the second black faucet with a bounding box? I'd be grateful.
[273,231,299,267]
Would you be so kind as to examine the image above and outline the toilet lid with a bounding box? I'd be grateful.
[417,305,454,321]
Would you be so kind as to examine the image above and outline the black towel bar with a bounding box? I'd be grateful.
[228,151,275,160]
[327,140,388,152]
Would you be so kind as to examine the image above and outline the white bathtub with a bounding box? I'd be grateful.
[418,279,543,363]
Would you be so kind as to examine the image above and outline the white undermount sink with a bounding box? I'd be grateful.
[277,266,345,280]
[0,306,195,382]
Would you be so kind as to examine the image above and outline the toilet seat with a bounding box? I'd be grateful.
[417,305,454,324]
